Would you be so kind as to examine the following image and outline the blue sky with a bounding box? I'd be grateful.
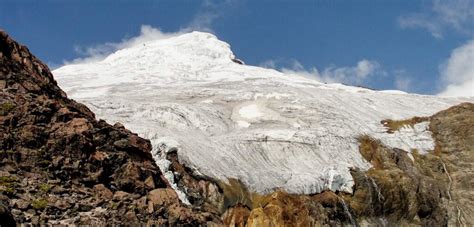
[1,0,473,96]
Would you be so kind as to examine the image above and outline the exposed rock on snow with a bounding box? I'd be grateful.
[53,31,474,196]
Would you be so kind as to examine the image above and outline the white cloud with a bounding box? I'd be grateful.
[259,60,277,69]
[398,0,474,38]
[184,0,240,33]
[67,25,184,65]
[65,1,240,66]
[273,59,380,85]
[399,0,474,96]
[394,73,412,92]
[438,39,474,97]
[185,0,219,32]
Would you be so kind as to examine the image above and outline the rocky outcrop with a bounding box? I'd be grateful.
[0,30,220,225]
[165,150,225,212]
[218,103,473,226]
[430,103,474,226]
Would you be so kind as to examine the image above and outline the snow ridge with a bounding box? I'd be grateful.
[54,32,473,196]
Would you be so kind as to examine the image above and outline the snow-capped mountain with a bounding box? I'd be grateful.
[53,31,472,200]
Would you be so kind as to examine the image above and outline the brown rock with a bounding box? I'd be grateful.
[147,219,167,226]
[113,191,132,201]
[75,186,92,195]
[147,201,154,214]
[53,199,72,210]
[124,210,138,223]
[222,204,250,227]
[313,191,338,207]
[113,135,152,153]
[144,176,155,189]
[128,134,152,152]
[91,151,108,161]
[51,185,67,194]
[114,161,146,193]
[148,189,179,207]
[93,184,113,200]
[133,196,147,210]
[13,199,29,210]
[65,118,91,135]
[51,156,64,167]
[167,204,195,223]
[113,122,125,129]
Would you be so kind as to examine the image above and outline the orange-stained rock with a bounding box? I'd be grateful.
[222,203,250,227]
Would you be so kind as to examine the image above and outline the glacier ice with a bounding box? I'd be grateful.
[53,31,474,197]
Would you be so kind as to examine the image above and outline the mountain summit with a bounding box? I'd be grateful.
[55,32,471,195]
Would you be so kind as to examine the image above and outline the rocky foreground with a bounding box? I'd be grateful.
[0,30,221,225]
[0,30,473,226]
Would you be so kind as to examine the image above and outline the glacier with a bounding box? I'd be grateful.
[53,32,473,198]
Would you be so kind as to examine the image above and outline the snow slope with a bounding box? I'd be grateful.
[54,32,473,197]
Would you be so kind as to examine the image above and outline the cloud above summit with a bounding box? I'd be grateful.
[398,0,474,38]
[65,1,240,65]
[185,0,240,32]
[68,25,183,65]
[438,40,474,97]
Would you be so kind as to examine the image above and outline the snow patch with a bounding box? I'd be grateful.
[236,120,251,128]
[239,104,264,119]
[376,121,434,154]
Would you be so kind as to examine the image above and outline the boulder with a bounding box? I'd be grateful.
[93,184,113,200]
[148,189,179,207]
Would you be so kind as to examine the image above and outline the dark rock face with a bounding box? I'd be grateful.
[0,30,220,225]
